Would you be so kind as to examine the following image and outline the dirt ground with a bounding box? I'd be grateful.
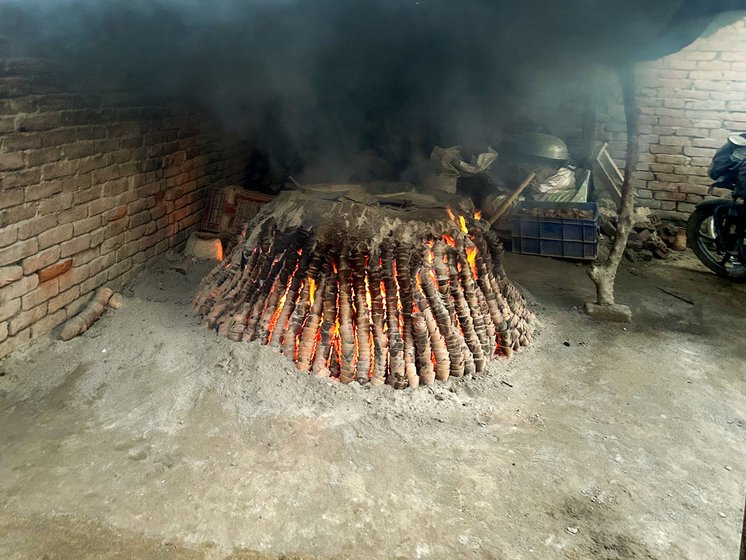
[0,249,744,560]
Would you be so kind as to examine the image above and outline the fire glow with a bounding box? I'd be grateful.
[194,194,533,389]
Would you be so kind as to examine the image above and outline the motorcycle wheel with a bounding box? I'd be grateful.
[686,203,746,281]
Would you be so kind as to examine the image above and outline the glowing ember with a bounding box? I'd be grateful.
[473,210,482,220]
[458,215,468,234]
[446,208,456,221]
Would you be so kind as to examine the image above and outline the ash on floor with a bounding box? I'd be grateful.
[0,252,744,560]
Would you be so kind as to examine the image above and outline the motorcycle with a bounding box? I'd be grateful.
[687,180,746,281]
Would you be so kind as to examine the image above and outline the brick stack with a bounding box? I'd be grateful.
[0,58,250,357]
[597,13,746,219]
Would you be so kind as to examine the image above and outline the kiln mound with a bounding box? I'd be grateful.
[193,188,534,388]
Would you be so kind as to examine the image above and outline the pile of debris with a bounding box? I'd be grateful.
[599,203,687,262]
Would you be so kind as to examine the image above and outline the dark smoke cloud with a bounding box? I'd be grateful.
[0,0,729,182]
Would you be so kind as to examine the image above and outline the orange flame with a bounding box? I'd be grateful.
[308,278,317,306]
[466,246,478,278]
[458,215,468,234]
[473,210,482,220]
[441,234,456,248]
[267,292,287,337]
[446,208,456,221]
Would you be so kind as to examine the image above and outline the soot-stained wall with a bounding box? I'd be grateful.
[0,58,250,358]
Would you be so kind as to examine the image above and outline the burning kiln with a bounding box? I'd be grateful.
[193,188,534,388]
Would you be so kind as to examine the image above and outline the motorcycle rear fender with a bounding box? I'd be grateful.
[694,198,731,212]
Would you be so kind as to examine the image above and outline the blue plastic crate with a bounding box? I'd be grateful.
[511,201,599,260]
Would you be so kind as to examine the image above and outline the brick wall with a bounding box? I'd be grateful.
[0,58,251,358]
[596,12,746,219]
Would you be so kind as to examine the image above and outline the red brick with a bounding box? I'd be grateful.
[79,270,107,294]
[683,147,713,157]
[108,257,132,281]
[106,219,129,238]
[40,128,77,147]
[61,174,92,193]
[9,303,47,336]
[658,136,692,147]
[17,112,61,131]
[73,216,102,236]
[0,189,23,210]
[18,215,58,240]
[41,160,77,181]
[709,91,744,101]
[76,125,107,142]
[38,258,72,283]
[106,205,127,222]
[0,153,25,172]
[0,328,31,359]
[650,144,683,155]
[150,205,166,220]
[679,184,709,195]
[677,202,697,213]
[102,178,129,197]
[92,165,120,184]
[59,235,91,258]
[26,147,62,167]
[653,173,684,183]
[88,253,115,277]
[25,180,64,203]
[72,186,103,206]
[72,248,98,267]
[0,273,38,304]
[0,225,18,249]
[62,141,96,159]
[58,205,87,225]
[38,223,74,250]
[77,154,107,174]
[0,237,38,267]
[22,279,59,310]
[22,245,61,275]
[0,297,20,322]
[87,196,116,217]
[653,191,687,202]
[1,133,42,152]
[648,181,680,192]
[116,242,139,260]
[30,308,66,338]
[691,137,725,149]
[0,265,23,288]
[100,233,124,255]
[1,171,40,195]
[129,210,151,229]
[58,265,90,291]
[47,285,80,314]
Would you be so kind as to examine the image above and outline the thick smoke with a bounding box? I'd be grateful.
[0,0,728,183]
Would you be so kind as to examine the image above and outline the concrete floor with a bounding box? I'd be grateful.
[0,250,744,559]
